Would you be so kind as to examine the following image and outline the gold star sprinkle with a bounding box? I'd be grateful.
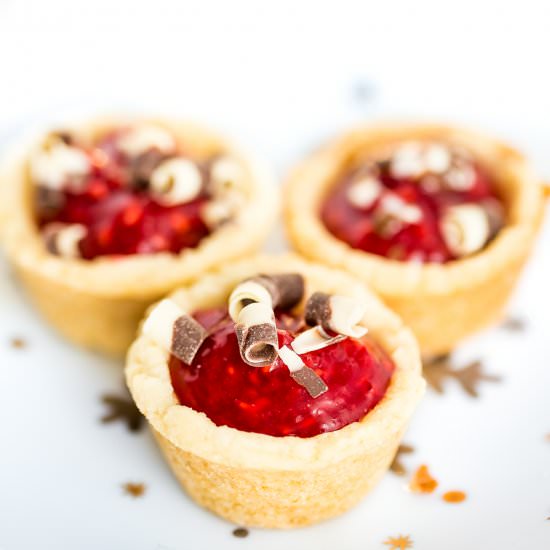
[383,534,413,549]
[423,355,500,397]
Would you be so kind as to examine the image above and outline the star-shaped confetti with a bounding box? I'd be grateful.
[383,534,413,549]
[122,482,145,498]
[100,393,144,432]
[390,444,415,476]
[423,355,501,397]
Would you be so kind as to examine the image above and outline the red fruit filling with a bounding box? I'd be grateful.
[169,307,395,438]
[321,155,501,263]
[34,133,210,259]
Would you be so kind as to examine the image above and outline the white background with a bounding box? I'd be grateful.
[0,1,549,549]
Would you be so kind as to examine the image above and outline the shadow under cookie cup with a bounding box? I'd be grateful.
[283,122,547,356]
[125,254,425,528]
[0,116,279,355]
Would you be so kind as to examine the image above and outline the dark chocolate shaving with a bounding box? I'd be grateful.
[235,322,278,367]
[290,366,328,398]
[249,273,305,311]
[304,292,332,333]
[171,314,207,365]
[35,186,66,220]
[129,149,170,190]
[42,226,61,255]
[51,130,73,145]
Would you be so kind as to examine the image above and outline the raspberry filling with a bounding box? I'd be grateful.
[321,150,502,263]
[34,134,210,259]
[168,307,395,438]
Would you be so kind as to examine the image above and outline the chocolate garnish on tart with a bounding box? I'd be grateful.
[30,123,251,259]
[321,140,505,264]
[141,272,392,407]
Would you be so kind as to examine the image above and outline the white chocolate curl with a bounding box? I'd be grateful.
[142,298,206,364]
[379,194,423,225]
[200,192,245,229]
[329,296,368,338]
[277,346,328,398]
[43,223,87,258]
[209,156,247,196]
[291,326,346,355]
[229,274,305,321]
[237,300,275,329]
[142,299,183,352]
[117,124,175,157]
[440,204,490,257]
[229,281,273,321]
[31,139,90,189]
[150,158,203,205]
[346,176,382,209]
[278,345,305,373]
[305,292,368,339]
[390,141,451,178]
[444,164,476,191]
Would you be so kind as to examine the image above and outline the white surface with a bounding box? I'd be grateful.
[0,1,549,548]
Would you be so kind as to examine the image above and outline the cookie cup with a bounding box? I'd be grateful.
[0,116,278,355]
[284,123,546,355]
[125,254,424,528]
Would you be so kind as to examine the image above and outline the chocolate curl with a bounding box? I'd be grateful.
[208,156,247,196]
[229,280,273,321]
[290,326,346,355]
[252,273,305,311]
[235,302,278,367]
[440,204,490,257]
[150,158,203,206]
[229,273,304,322]
[42,222,86,258]
[30,137,91,190]
[35,186,66,220]
[305,292,368,339]
[278,346,328,398]
[117,124,176,157]
[129,149,170,190]
[142,299,206,364]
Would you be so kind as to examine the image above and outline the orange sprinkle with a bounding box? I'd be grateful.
[409,464,438,494]
[442,490,467,503]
